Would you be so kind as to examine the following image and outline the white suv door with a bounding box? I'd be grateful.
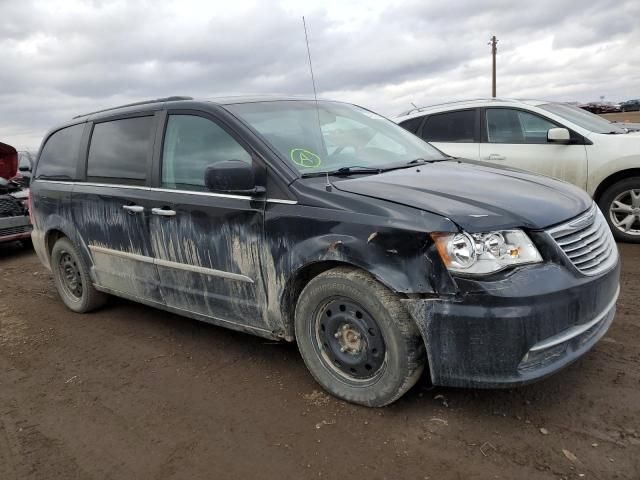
[479,108,588,188]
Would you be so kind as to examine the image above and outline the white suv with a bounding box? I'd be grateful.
[395,99,640,242]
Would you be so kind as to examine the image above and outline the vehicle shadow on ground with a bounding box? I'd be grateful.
[0,241,33,261]
[104,293,594,418]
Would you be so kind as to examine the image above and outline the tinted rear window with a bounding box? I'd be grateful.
[398,116,424,134]
[87,116,154,183]
[422,110,476,142]
[35,124,85,179]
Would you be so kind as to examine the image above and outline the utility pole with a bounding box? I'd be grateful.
[488,35,498,97]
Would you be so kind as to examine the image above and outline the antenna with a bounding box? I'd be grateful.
[302,16,329,171]
[325,172,332,192]
[302,16,319,105]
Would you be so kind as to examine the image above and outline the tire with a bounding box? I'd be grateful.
[50,237,107,312]
[20,237,32,249]
[598,176,640,243]
[294,267,425,407]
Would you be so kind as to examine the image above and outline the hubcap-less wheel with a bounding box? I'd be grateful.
[59,251,83,299]
[315,298,386,380]
[609,189,640,236]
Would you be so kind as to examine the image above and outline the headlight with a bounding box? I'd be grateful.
[432,230,542,275]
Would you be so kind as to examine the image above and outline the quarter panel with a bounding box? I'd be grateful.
[30,180,84,270]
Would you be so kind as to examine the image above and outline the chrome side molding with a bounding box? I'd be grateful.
[88,245,254,284]
[34,179,298,204]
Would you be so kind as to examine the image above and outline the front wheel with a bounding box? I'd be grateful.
[598,177,640,243]
[295,267,425,407]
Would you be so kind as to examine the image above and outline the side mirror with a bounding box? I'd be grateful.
[547,127,570,144]
[204,160,265,195]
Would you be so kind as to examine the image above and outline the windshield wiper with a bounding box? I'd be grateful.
[300,159,451,178]
[301,166,382,178]
[334,166,382,174]
[406,157,452,165]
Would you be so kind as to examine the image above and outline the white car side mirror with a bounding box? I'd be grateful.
[547,127,570,144]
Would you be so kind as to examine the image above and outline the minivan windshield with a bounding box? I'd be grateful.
[539,102,627,134]
[225,100,447,174]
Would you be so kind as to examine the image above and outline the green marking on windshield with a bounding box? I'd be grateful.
[290,148,322,168]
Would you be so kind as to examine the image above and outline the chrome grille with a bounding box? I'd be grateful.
[547,203,618,276]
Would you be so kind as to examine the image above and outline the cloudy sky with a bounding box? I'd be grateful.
[1,0,639,150]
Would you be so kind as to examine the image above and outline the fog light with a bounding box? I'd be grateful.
[519,343,567,371]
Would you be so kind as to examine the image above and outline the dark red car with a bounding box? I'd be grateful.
[0,141,32,245]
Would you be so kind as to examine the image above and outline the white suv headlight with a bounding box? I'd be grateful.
[432,230,542,275]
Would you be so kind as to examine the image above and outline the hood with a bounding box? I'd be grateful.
[333,160,592,231]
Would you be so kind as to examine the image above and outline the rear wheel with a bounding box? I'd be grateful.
[51,237,107,312]
[598,177,640,243]
[295,267,425,407]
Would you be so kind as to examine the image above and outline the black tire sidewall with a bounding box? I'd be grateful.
[598,177,640,244]
[295,269,424,407]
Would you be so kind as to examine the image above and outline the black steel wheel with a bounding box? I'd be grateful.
[295,267,426,407]
[51,237,107,313]
[58,250,83,300]
[314,297,386,381]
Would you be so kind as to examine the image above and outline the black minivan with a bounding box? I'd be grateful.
[31,96,620,406]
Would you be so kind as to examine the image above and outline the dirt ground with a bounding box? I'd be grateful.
[600,111,640,123]
[1,243,639,480]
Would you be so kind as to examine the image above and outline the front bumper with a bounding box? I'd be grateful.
[0,215,32,243]
[403,259,620,388]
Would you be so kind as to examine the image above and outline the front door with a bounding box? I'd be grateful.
[479,108,589,188]
[72,114,164,303]
[147,112,268,331]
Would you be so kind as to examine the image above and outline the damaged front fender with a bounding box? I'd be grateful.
[263,200,459,338]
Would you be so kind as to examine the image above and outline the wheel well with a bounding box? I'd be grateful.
[45,229,66,256]
[594,169,640,203]
[281,260,352,339]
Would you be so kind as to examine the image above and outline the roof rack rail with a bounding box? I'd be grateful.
[72,96,194,119]
[398,97,516,116]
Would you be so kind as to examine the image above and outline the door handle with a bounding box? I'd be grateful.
[486,154,506,161]
[123,205,144,213]
[151,207,176,217]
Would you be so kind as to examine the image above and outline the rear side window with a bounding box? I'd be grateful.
[398,116,423,134]
[36,124,85,179]
[87,116,154,183]
[422,110,476,142]
[161,115,252,190]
